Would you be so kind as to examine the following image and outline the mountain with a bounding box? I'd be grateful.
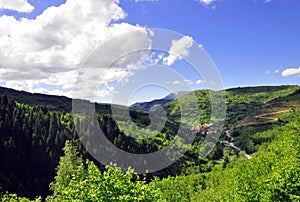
[130,91,189,111]
[0,86,124,115]
[0,85,299,200]
[0,86,72,112]
[163,85,300,124]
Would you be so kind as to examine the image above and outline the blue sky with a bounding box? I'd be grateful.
[0,0,299,104]
[119,0,300,87]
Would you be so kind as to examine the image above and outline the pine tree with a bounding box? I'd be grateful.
[1,94,8,106]
[47,113,58,148]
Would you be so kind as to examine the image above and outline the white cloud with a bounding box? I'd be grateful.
[0,0,152,99]
[274,69,279,73]
[197,0,270,7]
[163,36,194,66]
[282,67,300,77]
[184,79,193,85]
[196,80,205,84]
[172,80,182,85]
[169,79,205,86]
[0,0,34,12]
[197,0,216,6]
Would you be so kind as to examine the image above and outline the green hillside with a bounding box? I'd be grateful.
[151,109,300,201]
[163,85,300,126]
[0,85,299,201]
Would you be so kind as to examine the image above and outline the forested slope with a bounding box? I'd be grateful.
[0,94,76,197]
[1,109,298,201]
[152,109,300,201]
[0,85,299,200]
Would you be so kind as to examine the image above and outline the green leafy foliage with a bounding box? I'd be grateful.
[152,109,300,201]
[0,191,41,202]
[0,85,300,200]
[47,140,166,201]
[151,174,206,202]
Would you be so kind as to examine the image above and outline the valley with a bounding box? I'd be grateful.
[0,85,299,201]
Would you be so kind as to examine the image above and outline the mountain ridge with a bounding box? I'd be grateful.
[130,91,192,111]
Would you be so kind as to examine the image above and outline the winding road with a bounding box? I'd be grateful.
[221,130,252,159]
[221,108,293,160]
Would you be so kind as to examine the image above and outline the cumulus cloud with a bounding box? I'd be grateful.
[0,0,34,12]
[170,79,205,86]
[172,80,182,85]
[163,36,194,66]
[196,80,205,84]
[197,0,216,6]
[282,67,300,77]
[0,0,152,99]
